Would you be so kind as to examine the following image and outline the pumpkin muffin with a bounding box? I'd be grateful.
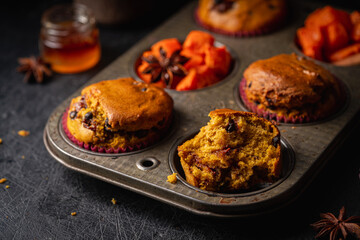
[64,77,173,153]
[177,109,281,192]
[195,0,287,36]
[239,53,345,123]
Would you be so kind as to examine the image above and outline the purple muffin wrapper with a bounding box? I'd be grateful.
[239,78,317,124]
[62,109,149,153]
[194,8,286,37]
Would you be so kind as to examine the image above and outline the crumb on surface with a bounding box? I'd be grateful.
[0,138,2,144]
[0,178,7,184]
[111,198,116,205]
[5,185,9,189]
[18,130,30,137]
[71,212,77,216]
[291,126,296,129]
[21,155,25,159]
[167,173,177,184]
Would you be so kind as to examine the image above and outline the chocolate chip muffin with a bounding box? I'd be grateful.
[65,77,173,152]
[177,109,281,192]
[240,53,345,123]
[196,0,287,36]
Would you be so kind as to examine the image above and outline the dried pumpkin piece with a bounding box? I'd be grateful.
[305,6,352,34]
[151,38,182,59]
[352,24,360,42]
[323,21,349,54]
[297,26,324,60]
[351,11,360,42]
[350,11,360,25]
[328,43,360,62]
[195,65,219,88]
[204,45,231,77]
[176,68,198,91]
[183,30,215,54]
[180,49,204,70]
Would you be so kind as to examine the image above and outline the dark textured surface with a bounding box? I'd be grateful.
[1,1,360,239]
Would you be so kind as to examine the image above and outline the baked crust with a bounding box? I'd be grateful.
[197,0,286,32]
[243,54,343,120]
[66,78,173,149]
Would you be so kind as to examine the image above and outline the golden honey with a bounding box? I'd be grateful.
[39,4,100,74]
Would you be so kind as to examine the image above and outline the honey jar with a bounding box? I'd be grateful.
[39,3,101,74]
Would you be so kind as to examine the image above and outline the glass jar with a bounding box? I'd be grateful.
[39,3,101,74]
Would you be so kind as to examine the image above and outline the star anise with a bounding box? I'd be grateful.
[311,206,360,240]
[212,0,235,13]
[17,56,52,83]
[141,47,189,88]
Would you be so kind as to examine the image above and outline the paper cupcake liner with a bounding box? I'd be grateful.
[239,78,317,124]
[194,8,286,37]
[62,109,152,153]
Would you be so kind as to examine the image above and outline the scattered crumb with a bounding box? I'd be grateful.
[281,130,287,133]
[6,216,8,219]
[219,197,236,204]
[21,155,25,159]
[0,178,7,184]
[0,138,2,144]
[228,100,235,105]
[291,126,296,129]
[111,198,116,205]
[71,212,77,216]
[18,130,30,137]
[5,185,9,189]
[167,173,177,184]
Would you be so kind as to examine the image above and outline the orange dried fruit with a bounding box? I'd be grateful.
[183,30,215,54]
[296,26,324,60]
[180,49,204,70]
[305,6,352,34]
[151,38,182,59]
[204,46,231,77]
[176,69,198,91]
[323,21,349,53]
[328,43,360,62]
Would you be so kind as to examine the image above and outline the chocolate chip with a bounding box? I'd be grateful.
[134,129,149,138]
[226,119,237,133]
[104,118,113,132]
[105,118,111,127]
[74,96,87,112]
[266,97,273,104]
[268,4,276,9]
[272,135,280,147]
[69,111,77,119]
[248,81,252,88]
[157,118,165,126]
[141,88,147,92]
[84,112,93,122]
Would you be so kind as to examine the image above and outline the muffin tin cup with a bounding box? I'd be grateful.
[168,131,295,198]
[129,40,239,92]
[44,0,360,217]
[61,108,178,156]
[193,7,287,37]
[237,77,350,125]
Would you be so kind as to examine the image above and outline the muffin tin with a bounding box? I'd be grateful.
[43,0,360,217]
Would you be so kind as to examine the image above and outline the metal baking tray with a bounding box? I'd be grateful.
[43,0,360,217]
